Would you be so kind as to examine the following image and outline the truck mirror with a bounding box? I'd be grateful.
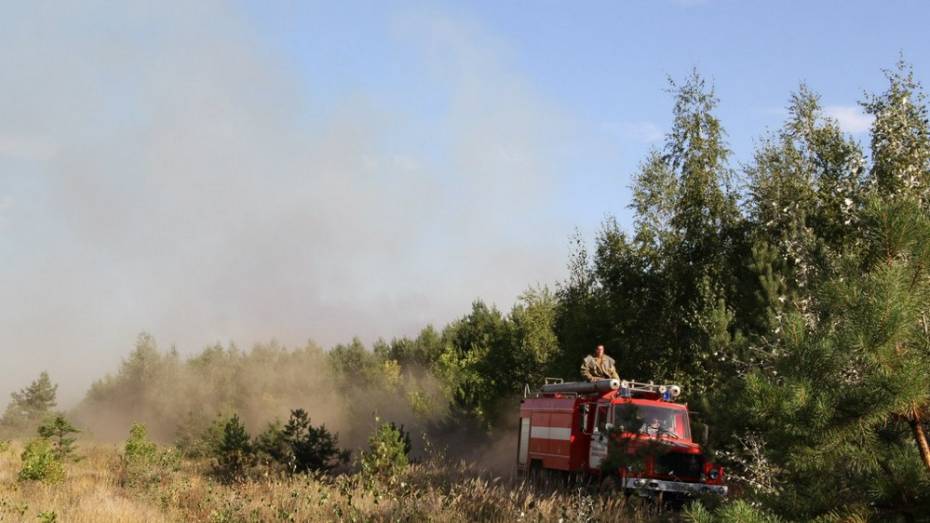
[580,404,590,434]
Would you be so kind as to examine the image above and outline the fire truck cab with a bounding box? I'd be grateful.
[517,378,727,497]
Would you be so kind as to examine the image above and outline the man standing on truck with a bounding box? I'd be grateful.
[581,344,620,382]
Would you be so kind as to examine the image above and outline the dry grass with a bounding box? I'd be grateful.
[0,441,169,522]
[0,440,670,522]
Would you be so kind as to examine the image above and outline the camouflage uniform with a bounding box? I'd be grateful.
[581,354,620,382]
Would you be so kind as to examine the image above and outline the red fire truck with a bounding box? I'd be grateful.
[517,378,727,497]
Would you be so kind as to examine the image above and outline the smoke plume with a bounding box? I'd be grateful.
[0,3,574,404]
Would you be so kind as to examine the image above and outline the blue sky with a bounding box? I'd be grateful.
[0,0,927,401]
[238,0,929,225]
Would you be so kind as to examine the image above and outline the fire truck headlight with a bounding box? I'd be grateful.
[708,468,719,480]
[669,385,681,397]
[658,385,667,394]
[620,380,630,389]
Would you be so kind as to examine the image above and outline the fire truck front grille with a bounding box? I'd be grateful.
[655,452,704,480]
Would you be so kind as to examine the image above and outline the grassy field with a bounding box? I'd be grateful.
[0,440,673,522]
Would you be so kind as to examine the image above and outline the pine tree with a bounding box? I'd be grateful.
[254,420,289,467]
[731,196,930,518]
[281,409,347,473]
[37,414,80,462]
[213,414,253,482]
[1,372,58,433]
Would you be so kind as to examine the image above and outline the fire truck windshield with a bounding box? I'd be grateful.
[614,404,691,440]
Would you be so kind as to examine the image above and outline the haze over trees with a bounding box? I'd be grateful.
[3,60,930,520]
[0,371,57,435]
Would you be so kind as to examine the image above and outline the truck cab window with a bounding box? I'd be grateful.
[614,404,691,440]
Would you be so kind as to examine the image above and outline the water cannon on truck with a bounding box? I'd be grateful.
[517,377,727,498]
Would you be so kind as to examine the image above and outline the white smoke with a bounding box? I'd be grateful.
[0,3,575,404]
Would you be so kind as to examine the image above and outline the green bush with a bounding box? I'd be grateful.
[119,423,177,488]
[18,438,64,483]
[360,420,411,482]
[124,423,158,463]
[683,500,783,523]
